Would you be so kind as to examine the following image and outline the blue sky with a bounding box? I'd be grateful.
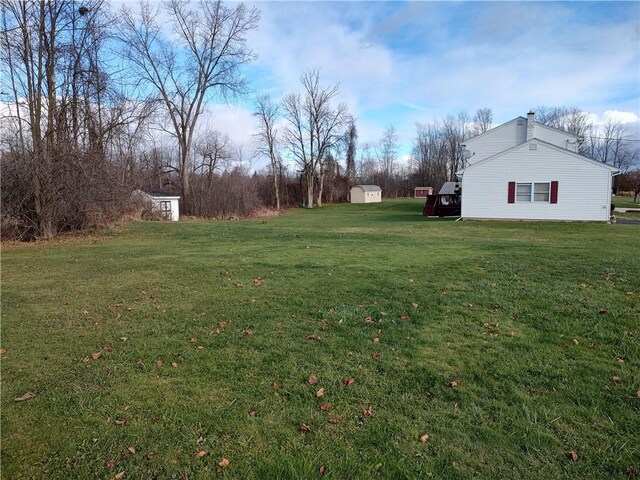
[198,1,640,166]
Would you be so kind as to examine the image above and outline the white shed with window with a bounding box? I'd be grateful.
[350,185,382,203]
[133,190,181,221]
[457,139,619,221]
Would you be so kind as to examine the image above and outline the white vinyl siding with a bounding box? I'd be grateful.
[461,141,613,221]
[464,117,580,166]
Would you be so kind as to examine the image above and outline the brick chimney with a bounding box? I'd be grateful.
[526,111,535,141]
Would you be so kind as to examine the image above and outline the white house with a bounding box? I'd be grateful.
[456,112,619,222]
[133,190,181,221]
[350,185,382,203]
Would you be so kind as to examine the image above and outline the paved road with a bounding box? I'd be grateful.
[616,219,640,225]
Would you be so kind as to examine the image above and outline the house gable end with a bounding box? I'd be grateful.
[458,138,619,175]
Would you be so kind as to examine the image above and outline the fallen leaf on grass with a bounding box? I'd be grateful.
[636,391,640,398]
[399,314,409,320]
[599,308,608,315]
[114,472,125,480]
[244,329,254,336]
[114,419,129,427]
[320,402,330,411]
[446,380,459,388]
[218,458,230,469]
[626,292,635,297]
[253,278,263,287]
[305,334,319,341]
[14,391,38,402]
[171,362,178,368]
[218,322,227,328]
[362,406,373,418]
[235,283,244,288]
[373,337,380,344]
[92,352,101,360]
[82,357,90,363]
[196,345,205,350]
[155,359,163,367]
[300,423,311,433]
[627,467,636,478]
[343,378,355,386]
[315,388,325,398]
[612,376,621,383]
[127,447,136,454]
[190,337,197,343]
[271,382,279,388]
[106,459,115,469]
[320,466,327,475]
[146,452,155,460]
[364,316,375,324]
[195,450,207,458]
[328,417,340,424]
[617,357,625,364]
[420,434,430,443]
[411,303,419,308]
[0,348,6,355]
[308,376,319,385]
[372,351,381,359]
[248,410,258,417]
[136,359,144,366]
[589,343,597,349]
[562,343,570,349]
[321,320,330,330]
[567,451,578,462]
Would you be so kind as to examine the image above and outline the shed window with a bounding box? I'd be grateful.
[516,183,532,202]
[160,200,172,219]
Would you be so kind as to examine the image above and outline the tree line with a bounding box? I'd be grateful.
[1,1,638,240]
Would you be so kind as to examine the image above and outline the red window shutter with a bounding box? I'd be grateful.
[508,182,515,203]
[550,181,558,204]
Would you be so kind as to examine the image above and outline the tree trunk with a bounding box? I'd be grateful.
[306,170,314,208]
[273,171,280,210]
[317,162,324,207]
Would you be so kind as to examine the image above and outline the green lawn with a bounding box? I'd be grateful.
[2,199,639,479]
[612,195,639,209]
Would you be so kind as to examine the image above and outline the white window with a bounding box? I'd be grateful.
[516,183,532,202]
[533,183,550,202]
[516,183,550,202]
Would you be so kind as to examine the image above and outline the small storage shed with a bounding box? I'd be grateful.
[133,189,181,221]
[414,187,433,198]
[350,185,382,203]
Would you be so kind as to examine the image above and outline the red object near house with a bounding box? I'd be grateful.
[414,187,434,198]
[423,182,461,217]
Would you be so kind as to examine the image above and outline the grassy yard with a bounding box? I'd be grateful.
[613,195,639,209]
[2,199,639,479]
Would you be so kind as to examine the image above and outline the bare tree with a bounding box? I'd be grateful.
[344,116,357,186]
[378,125,398,186]
[472,107,493,136]
[281,69,348,208]
[118,0,259,214]
[534,105,592,138]
[617,169,640,201]
[253,94,282,210]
